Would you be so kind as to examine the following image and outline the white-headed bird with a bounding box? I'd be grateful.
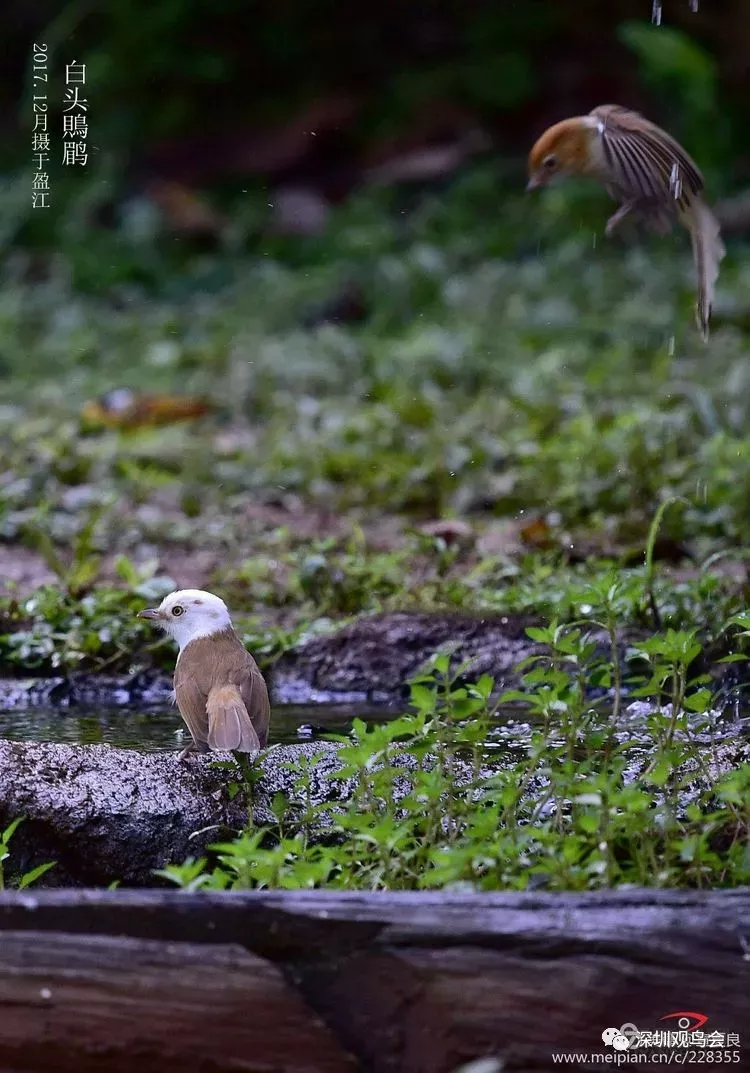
[139,589,270,760]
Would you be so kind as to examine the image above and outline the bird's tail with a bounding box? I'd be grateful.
[689,199,725,342]
[206,684,261,752]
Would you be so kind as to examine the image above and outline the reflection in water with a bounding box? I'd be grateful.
[4,700,738,760]
[0,702,398,753]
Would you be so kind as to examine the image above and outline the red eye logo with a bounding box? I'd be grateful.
[660,1012,709,1032]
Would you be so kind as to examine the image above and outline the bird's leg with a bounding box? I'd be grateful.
[604,200,637,237]
[177,739,209,762]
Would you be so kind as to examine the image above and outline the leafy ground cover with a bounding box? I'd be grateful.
[1,167,750,670]
[1,166,750,890]
[159,643,750,893]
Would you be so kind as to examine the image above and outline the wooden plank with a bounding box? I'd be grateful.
[0,929,355,1073]
[1,887,749,958]
[0,889,747,1072]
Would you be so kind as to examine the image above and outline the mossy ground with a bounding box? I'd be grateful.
[1,166,750,673]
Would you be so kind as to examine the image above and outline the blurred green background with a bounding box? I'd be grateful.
[3,0,749,271]
[1,0,750,675]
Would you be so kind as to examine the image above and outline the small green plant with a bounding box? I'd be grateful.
[0,818,55,891]
[159,630,750,893]
[0,583,173,672]
[20,504,109,598]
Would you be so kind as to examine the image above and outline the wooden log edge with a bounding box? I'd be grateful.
[0,888,748,1072]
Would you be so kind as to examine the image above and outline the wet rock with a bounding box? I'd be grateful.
[0,739,352,888]
[0,734,485,888]
[272,611,543,701]
[270,674,373,706]
[0,678,67,708]
[0,673,173,710]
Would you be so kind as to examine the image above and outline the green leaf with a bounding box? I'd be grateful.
[1,817,23,845]
[17,861,55,889]
[410,683,436,711]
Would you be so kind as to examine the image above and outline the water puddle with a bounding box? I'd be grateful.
[1,684,746,755]
[0,700,397,752]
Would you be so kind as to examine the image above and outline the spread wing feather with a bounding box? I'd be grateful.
[590,104,703,209]
[590,105,722,339]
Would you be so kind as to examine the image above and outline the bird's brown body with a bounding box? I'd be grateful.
[174,627,270,754]
[527,104,725,339]
[138,588,270,758]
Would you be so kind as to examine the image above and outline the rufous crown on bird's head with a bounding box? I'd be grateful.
[526,117,598,189]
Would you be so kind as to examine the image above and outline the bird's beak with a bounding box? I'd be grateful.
[138,608,162,621]
[526,176,541,191]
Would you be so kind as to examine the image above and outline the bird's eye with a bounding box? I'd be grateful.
[543,154,557,169]
[171,605,185,617]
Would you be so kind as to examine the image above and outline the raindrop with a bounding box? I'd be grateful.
[652,0,662,23]
[669,163,682,201]
[689,0,698,10]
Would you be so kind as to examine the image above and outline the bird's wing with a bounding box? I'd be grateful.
[589,105,704,207]
[206,685,260,752]
[173,665,209,746]
[239,663,271,749]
